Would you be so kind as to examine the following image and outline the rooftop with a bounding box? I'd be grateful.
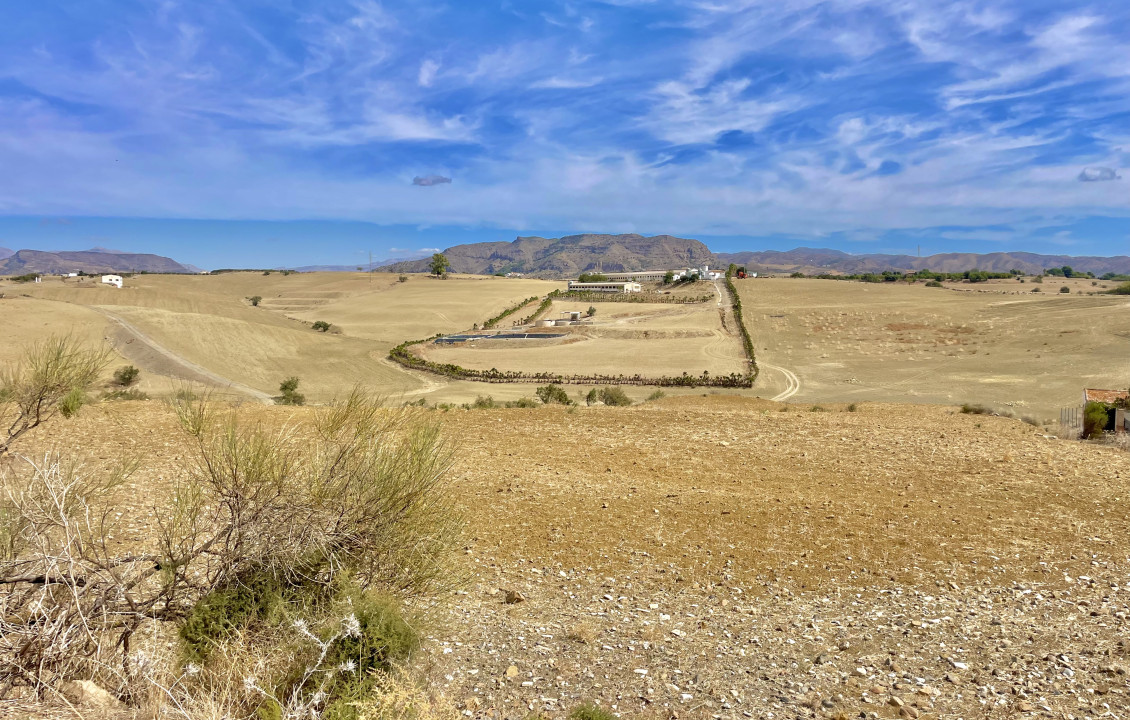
[1084,388,1130,404]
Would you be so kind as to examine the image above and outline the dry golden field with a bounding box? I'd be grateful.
[737,277,1130,419]
[0,273,564,402]
[7,397,1130,718]
[420,297,747,378]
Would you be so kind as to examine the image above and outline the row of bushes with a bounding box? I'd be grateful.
[725,265,759,381]
[388,339,755,387]
[557,290,713,304]
[518,291,559,324]
[483,295,539,328]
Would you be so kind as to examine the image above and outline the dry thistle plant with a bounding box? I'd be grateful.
[0,382,462,715]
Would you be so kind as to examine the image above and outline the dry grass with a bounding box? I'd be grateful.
[422,298,746,378]
[737,277,1130,418]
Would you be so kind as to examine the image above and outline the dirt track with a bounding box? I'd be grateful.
[97,307,274,402]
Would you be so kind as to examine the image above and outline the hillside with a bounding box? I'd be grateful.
[717,247,1130,276]
[0,247,13,260]
[0,248,192,275]
[379,233,714,277]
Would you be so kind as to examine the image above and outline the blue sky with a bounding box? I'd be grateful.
[1,0,1128,268]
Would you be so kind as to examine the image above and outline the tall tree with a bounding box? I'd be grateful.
[430,253,450,277]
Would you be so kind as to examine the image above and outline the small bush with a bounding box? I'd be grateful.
[1031,287,1041,292]
[398,275,408,283]
[1059,286,1070,294]
[276,377,306,405]
[312,320,332,332]
[586,306,596,317]
[1108,281,1130,295]
[809,405,826,412]
[113,364,140,386]
[469,395,496,409]
[585,388,599,406]
[598,387,632,406]
[504,397,539,408]
[925,280,943,288]
[960,403,991,415]
[570,703,616,720]
[646,389,665,402]
[536,384,572,405]
[249,295,263,306]
[10,273,40,283]
[1032,275,1042,283]
[846,403,858,412]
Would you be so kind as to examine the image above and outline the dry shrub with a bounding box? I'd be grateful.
[354,665,458,720]
[0,387,462,715]
[0,335,109,454]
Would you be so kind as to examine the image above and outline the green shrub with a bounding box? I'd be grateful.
[536,384,572,405]
[570,703,616,720]
[577,272,608,282]
[113,365,140,387]
[312,320,332,332]
[10,273,40,283]
[1060,286,1070,294]
[398,275,408,283]
[846,403,858,412]
[276,377,306,405]
[249,295,263,306]
[1031,287,1041,292]
[925,280,943,288]
[504,397,539,408]
[586,306,596,317]
[960,403,991,415]
[1108,282,1130,295]
[646,389,666,402]
[585,388,599,406]
[599,387,632,406]
[469,395,496,409]
[1083,402,1112,439]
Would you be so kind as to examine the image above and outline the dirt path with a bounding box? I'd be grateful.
[95,307,274,403]
[761,361,801,401]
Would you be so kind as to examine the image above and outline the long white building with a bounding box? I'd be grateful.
[568,281,642,293]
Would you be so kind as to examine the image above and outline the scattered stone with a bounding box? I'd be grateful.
[504,589,526,604]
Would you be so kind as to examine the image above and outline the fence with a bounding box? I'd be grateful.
[1059,406,1081,434]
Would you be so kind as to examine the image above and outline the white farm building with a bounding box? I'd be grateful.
[101,274,123,289]
[568,281,642,293]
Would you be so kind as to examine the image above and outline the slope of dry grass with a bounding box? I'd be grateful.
[737,277,1130,419]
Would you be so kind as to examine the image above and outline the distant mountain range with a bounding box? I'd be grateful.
[715,248,1130,276]
[378,234,1130,278]
[378,234,714,277]
[0,248,194,275]
[0,247,13,261]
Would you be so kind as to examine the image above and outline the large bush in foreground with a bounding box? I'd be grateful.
[0,388,461,716]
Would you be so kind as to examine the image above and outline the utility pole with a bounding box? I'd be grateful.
[368,251,372,284]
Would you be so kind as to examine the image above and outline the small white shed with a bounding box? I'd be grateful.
[101,274,123,289]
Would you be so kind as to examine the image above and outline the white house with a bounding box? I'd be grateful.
[101,274,123,289]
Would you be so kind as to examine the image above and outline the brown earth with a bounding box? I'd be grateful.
[6,397,1129,718]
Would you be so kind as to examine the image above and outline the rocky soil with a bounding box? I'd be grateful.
[7,396,1130,719]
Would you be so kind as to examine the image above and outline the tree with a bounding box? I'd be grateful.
[586,306,596,317]
[430,253,450,277]
[249,295,262,306]
[663,270,674,284]
[112,365,140,387]
[0,336,109,454]
[312,320,331,332]
[1062,265,1074,278]
[578,272,608,283]
[276,376,306,405]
